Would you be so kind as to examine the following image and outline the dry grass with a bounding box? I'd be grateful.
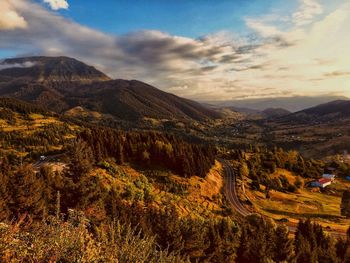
[95,161,227,220]
[246,173,350,232]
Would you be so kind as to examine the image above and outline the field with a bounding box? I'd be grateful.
[245,168,350,233]
[0,109,79,159]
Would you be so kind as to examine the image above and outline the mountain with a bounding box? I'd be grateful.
[257,100,350,157]
[281,100,350,123]
[0,56,111,83]
[206,105,290,119]
[299,100,350,117]
[262,108,291,118]
[206,96,349,112]
[0,56,220,122]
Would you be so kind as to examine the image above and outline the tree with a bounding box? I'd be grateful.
[273,225,293,262]
[0,171,11,220]
[341,190,350,218]
[239,162,249,179]
[67,139,94,183]
[294,233,317,263]
[10,165,46,217]
[236,215,275,263]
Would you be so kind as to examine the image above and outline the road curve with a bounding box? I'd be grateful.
[32,154,64,169]
[220,159,347,238]
[221,160,251,217]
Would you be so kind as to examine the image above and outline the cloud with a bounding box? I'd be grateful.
[43,0,69,10]
[0,0,350,100]
[0,0,27,30]
[0,61,36,71]
[245,18,283,38]
[293,0,323,26]
[324,71,350,78]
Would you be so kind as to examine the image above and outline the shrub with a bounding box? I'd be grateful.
[0,211,188,262]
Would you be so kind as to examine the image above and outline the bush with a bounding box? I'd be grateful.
[0,211,188,262]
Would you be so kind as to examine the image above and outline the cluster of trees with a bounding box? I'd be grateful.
[0,212,187,262]
[78,127,216,178]
[1,143,350,262]
[0,97,53,117]
[229,147,324,193]
[0,123,72,153]
[236,216,350,263]
[341,190,350,218]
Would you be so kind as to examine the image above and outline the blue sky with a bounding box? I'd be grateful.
[60,0,288,37]
[1,0,350,100]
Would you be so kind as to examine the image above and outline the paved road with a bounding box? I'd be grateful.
[221,159,347,237]
[221,160,251,217]
[32,154,64,169]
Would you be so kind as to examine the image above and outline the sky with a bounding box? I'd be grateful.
[0,0,349,101]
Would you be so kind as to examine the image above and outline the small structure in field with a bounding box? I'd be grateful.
[322,174,335,181]
[310,178,332,188]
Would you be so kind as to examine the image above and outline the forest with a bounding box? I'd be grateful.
[0,99,350,262]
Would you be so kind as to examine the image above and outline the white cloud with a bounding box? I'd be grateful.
[293,0,323,26]
[0,0,27,30]
[245,18,283,38]
[0,61,36,71]
[43,0,69,10]
[0,0,350,101]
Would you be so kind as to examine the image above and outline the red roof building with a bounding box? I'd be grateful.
[311,178,332,188]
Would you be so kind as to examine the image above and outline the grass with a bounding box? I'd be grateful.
[245,169,350,233]
[93,161,228,220]
[0,111,78,159]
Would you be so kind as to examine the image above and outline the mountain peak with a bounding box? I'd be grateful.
[0,56,111,83]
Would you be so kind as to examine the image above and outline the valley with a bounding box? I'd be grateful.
[0,56,350,262]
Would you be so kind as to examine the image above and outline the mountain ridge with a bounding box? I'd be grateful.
[0,56,220,122]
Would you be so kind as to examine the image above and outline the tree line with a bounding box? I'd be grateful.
[77,127,216,178]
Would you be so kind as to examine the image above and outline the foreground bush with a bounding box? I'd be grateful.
[0,211,187,263]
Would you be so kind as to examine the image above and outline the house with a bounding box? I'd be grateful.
[310,178,332,188]
[322,174,335,181]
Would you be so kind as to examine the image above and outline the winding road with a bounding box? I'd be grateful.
[221,159,348,237]
[221,160,251,217]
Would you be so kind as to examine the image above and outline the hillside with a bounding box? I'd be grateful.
[1,97,349,262]
[0,56,220,122]
[262,107,291,118]
[207,95,349,112]
[299,100,350,117]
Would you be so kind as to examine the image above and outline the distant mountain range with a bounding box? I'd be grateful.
[0,56,220,122]
[206,104,291,119]
[206,96,349,112]
[280,100,350,124]
[300,100,350,116]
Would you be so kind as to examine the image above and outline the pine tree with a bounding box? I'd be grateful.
[341,190,350,218]
[0,171,11,220]
[10,165,46,217]
[295,233,317,263]
[67,139,94,183]
[273,225,293,262]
